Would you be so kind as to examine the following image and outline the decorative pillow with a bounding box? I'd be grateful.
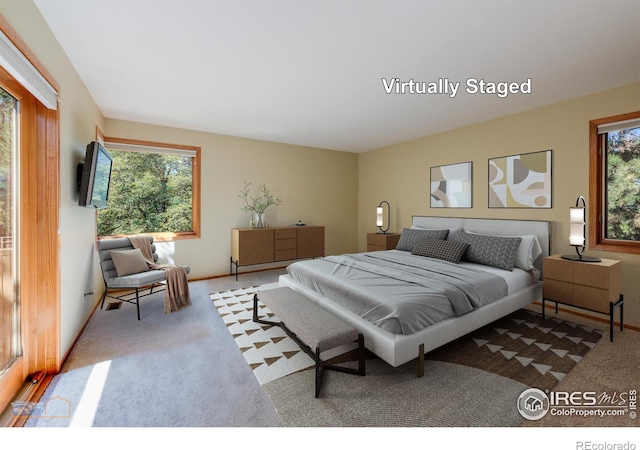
[110,248,150,277]
[396,228,449,252]
[513,235,542,271]
[465,231,542,271]
[411,238,469,264]
[449,231,522,271]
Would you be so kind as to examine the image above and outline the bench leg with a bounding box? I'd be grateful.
[253,294,365,398]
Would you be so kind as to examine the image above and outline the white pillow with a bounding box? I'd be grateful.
[515,235,543,271]
[412,225,462,236]
[463,231,541,271]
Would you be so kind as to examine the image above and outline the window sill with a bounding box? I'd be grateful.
[591,240,640,255]
[98,231,200,243]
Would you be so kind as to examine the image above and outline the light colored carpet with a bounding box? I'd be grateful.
[262,358,528,427]
[25,272,285,427]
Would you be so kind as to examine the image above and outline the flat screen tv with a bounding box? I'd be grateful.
[77,141,114,209]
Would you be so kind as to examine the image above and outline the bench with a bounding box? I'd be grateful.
[253,287,365,398]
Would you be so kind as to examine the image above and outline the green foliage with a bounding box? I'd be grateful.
[238,179,282,215]
[606,128,640,241]
[97,149,193,236]
[0,89,15,238]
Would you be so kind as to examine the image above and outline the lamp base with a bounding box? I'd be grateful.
[376,231,388,235]
[560,255,601,263]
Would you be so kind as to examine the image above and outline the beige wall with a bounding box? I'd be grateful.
[3,0,638,366]
[358,82,640,327]
[0,1,106,357]
[104,119,359,279]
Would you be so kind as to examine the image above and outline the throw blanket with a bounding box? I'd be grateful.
[287,251,508,334]
[128,236,191,314]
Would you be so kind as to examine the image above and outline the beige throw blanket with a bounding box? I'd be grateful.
[128,236,191,314]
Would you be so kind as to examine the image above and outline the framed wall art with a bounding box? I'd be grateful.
[430,161,472,208]
[488,149,552,208]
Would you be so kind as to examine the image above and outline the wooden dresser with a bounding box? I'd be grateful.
[542,254,623,341]
[231,226,324,279]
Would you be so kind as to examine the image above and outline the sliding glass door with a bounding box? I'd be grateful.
[0,86,20,377]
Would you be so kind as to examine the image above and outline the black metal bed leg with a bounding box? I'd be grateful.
[357,334,365,375]
[315,348,323,398]
[417,343,425,378]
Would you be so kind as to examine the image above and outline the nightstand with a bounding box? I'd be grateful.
[542,254,623,342]
[367,232,400,252]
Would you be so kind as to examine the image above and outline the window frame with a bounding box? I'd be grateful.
[588,110,640,254]
[97,137,201,242]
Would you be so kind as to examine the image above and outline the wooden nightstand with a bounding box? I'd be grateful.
[367,232,400,252]
[542,254,623,342]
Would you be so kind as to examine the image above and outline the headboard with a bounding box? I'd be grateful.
[411,216,551,275]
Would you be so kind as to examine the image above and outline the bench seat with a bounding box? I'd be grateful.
[253,286,365,397]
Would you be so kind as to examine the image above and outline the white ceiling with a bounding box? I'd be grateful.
[34,0,640,153]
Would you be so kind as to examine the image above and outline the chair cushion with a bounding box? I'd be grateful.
[110,248,150,277]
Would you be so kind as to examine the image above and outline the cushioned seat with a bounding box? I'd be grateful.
[97,236,190,320]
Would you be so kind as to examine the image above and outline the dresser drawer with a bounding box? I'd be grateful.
[274,249,297,262]
[275,238,296,251]
[573,285,611,314]
[275,228,297,239]
[543,279,574,304]
[543,258,573,283]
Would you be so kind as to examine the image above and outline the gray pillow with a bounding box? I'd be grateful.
[110,248,150,277]
[449,231,522,271]
[396,228,449,252]
[412,238,469,264]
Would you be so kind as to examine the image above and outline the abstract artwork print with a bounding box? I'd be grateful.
[430,162,472,208]
[488,150,552,208]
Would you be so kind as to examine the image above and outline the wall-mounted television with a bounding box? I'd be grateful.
[77,141,114,209]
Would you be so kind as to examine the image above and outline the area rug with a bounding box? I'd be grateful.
[426,308,604,391]
[210,284,356,385]
[262,309,604,427]
[212,285,604,426]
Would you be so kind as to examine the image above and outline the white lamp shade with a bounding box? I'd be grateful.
[376,207,383,226]
[570,207,584,223]
[569,222,584,246]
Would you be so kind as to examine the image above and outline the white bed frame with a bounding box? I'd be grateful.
[279,216,550,372]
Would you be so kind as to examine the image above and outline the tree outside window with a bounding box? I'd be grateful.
[97,139,201,239]
[589,111,640,254]
[605,127,640,241]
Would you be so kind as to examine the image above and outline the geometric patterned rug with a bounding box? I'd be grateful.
[212,284,603,393]
[426,308,604,391]
[210,284,355,385]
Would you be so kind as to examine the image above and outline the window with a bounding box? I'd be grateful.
[97,138,201,241]
[0,19,60,417]
[589,111,640,254]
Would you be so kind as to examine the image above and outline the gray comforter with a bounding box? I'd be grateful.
[286,251,508,335]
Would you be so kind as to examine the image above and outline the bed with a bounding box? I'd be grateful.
[279,216,550,373]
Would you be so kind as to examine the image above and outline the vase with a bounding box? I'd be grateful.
[255,213,265,228]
